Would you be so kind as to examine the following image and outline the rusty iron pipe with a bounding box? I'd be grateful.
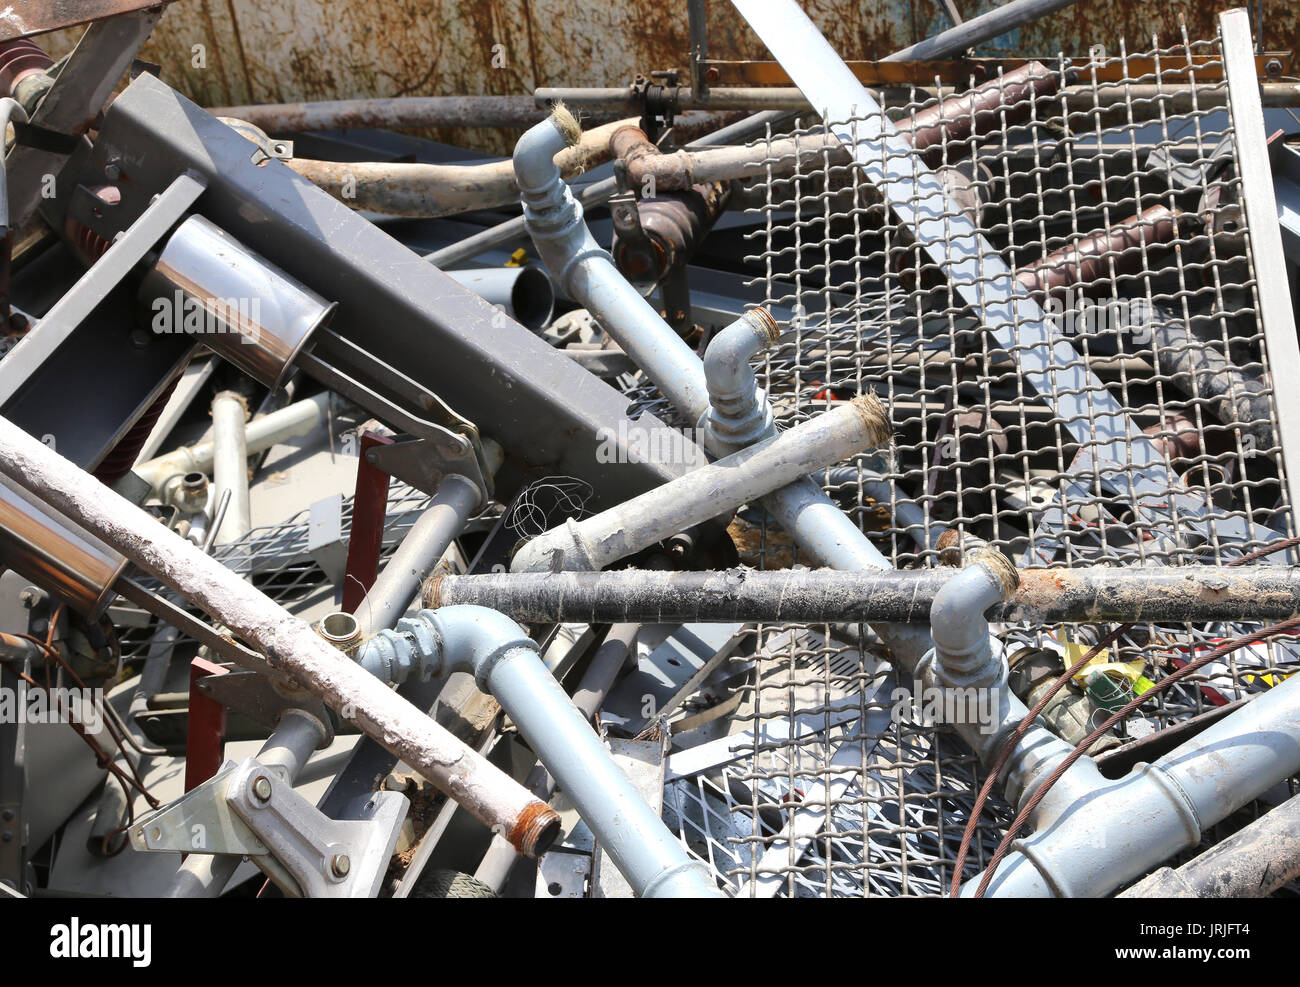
[0,413,560,857]
[425,564,1300,626]
[612,62,1058,192]
[208,94,565,132]
[1015,205,1181,299]
[286,116,636,219]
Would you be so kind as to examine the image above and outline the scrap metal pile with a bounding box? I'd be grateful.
[2,0,1300,899]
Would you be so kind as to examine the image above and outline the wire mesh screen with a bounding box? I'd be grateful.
[667,25,1300,896]
[117,482,496,664]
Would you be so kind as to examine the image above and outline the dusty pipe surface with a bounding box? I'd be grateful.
[212,99,734,138]
[1119,792,1300,898]
[514,111,891,586]
[210,391,251,545]
[208,94,557,132]
[287,115,733,220]
[426,109,785,270]
[473,622,639,892]
[355,606,721,897]
[0,413,560,858]
[510,394,890,573]
[425,564,1300,625]
[701,309,780,454]
[515,108,713,422]
[353,474,480,637]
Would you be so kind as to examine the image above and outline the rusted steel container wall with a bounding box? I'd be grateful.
[40,0,1300,155]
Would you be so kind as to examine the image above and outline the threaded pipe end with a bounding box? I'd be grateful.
[742,307,780,348]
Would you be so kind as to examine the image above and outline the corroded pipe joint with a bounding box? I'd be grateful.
[610,125,696,193]
[925,548,1019,689]
[701,308,781,454]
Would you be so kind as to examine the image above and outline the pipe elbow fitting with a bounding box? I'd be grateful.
[420,605,538,693]
[608,124,695,195]
[513,109,579,193]
[701,309,781,453]
[703,309,780,401]
[928,549,1019,688]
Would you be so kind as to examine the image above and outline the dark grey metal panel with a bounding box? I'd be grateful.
[51,73,703,508]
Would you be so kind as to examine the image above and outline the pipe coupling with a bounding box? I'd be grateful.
[354,605,537,693]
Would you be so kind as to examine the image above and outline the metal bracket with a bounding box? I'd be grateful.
[298,328,491,504]
[131,755,407,898]
[196,670,333,734]
[225,758,408,898]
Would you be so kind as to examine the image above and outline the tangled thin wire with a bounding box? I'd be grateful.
[3,605,159,857]
[505,476,594,540]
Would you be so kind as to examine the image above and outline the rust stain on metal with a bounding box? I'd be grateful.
[0,0,179,43]
[507,799,562,857]
[35,1,1300,158]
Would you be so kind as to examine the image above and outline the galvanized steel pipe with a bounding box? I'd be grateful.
[701,309,779,453]
[511,394,890,573]
[134,392,335,503]
[210,390,251,545]
[353,605,723,897]
[967,670,1300,897]
[514,109,713,423]
[1119,793,1300,898]
[0,413,560,858]
[445,267,555,333]
[473,622,639,891]
[353,473,481,636]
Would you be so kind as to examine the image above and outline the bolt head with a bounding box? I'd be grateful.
[104,161,122,181]
[252,776,273,802]
[330,853,351,878]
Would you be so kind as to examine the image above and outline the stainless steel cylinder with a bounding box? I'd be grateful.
[0,475,126,617]
[139,215,335,388]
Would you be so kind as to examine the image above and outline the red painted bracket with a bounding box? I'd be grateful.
[342,429,393,612]
[185,656,228,793]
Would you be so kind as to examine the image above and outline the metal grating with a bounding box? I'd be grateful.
[661,25,1300,896]
[117,482,499,664]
